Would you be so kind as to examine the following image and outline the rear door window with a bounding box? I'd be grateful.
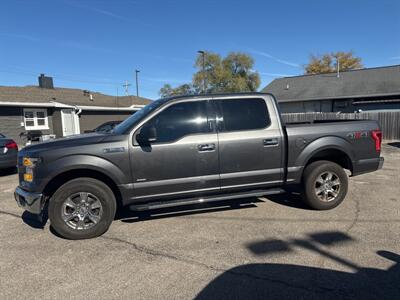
[216,98,270,132]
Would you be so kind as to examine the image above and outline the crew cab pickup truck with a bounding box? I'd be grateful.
[15,93,384,239]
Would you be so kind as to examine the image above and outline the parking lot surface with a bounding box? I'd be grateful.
[0,143,399,299]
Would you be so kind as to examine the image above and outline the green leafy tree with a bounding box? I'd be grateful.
[159,51,260,97]
[304,51,363,74]
[159,83,194,98]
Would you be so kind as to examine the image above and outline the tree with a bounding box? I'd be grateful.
[159,83,194,98]
[159,51,260,97]
[304,51,363,74]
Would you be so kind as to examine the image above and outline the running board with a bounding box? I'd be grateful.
[129,188,285,211]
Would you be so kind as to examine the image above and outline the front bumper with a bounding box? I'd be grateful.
[14,187,45,215]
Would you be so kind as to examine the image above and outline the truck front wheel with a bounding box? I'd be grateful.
[302,160,348,210]
[48,177,116,239]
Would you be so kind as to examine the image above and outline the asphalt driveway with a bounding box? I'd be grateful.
[0,143,399,299]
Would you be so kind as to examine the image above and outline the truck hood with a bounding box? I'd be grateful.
[24,133,107,151]
[20,133,127,158]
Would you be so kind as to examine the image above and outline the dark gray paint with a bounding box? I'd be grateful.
[130,133,220,200]
[15,93,384,212]
[282,111,400,140]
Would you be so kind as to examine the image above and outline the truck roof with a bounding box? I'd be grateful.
[160,92,275,103]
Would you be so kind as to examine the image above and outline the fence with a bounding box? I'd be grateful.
[281,111,400,140]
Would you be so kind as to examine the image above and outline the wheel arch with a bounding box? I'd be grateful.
[42,168,123,211]
[296,136,355,174]
[304,148,353,174]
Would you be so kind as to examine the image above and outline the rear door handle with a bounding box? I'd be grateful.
[197,143,215,152]
[263,138,279,146]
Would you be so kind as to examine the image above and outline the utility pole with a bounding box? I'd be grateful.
[122,80,131,96]
[336,55,340,78]
[135,69,140,97]
[116,86,119,106]
[197,50,206,94]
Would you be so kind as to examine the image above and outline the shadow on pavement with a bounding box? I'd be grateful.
[265,191,309,210]
[387,142,400,148]
[119,191,310,223]
[196,231,400,299]
[21,204,48,229]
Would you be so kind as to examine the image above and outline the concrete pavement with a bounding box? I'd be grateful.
[0,143,399,299]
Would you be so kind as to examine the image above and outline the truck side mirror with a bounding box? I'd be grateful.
[147,126,157,142]
[136,125,157,145]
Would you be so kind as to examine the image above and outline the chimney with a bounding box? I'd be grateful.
[38,74,54,89]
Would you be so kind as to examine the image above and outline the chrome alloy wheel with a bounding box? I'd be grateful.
[61,192,103,230]
[314,171,341,202]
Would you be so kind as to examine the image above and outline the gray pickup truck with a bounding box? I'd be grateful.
[15,93,384,239]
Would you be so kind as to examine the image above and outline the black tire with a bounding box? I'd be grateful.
[302,160,348,210]
[49,177,116,240]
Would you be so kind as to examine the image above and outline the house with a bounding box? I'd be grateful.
[262,65,400,113]
[0,75,151,145]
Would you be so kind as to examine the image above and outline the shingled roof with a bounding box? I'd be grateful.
[262,65,400,102]
[0,85,152,107]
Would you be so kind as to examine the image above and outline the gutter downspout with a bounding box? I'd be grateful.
[74,106,82,116]
[74,106,82,134]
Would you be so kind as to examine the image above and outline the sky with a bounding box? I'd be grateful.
[0,0,399,100]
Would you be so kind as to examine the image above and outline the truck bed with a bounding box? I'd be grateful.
[284,120,382,182]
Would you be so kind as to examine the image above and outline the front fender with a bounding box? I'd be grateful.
[37,154,127,191]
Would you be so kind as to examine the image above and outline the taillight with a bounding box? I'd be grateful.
[371,130,382,152]
[5,141,18,151]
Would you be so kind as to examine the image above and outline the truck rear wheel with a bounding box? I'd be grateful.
[302,160,348,210]
[48,177,116,239]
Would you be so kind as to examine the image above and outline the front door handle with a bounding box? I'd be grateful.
[197,143,215,152]
[263,138,279,146]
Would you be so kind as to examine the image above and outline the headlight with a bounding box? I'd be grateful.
[22,157,40,182]
[23,157,40,167]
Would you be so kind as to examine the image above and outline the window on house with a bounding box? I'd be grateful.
[23,109,49,130]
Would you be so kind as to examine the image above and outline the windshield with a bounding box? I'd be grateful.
[112,99,167,134]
